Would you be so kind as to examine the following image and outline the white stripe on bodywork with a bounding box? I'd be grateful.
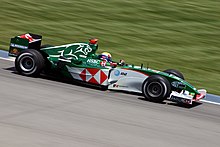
[41,43,89,50]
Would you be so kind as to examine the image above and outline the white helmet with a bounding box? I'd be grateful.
[100,52,112,62]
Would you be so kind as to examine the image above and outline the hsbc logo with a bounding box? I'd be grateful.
[66,66,109,85]
[79,68,108,85]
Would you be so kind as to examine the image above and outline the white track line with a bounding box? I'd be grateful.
[0,57,15,61]
[200,100,220,106]
[1,55,220,106]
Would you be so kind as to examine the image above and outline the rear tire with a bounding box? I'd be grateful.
[15,49,45,77]
[142,75,171,102]
[163,69,184,80]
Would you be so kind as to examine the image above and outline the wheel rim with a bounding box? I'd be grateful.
[20,56,35,72]
[147,82,163,97]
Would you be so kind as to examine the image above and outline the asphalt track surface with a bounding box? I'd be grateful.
[0,59,220,147]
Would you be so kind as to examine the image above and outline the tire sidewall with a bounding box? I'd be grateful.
[142,75,171,102]
[15,49,44,76]
[16,52,37,76]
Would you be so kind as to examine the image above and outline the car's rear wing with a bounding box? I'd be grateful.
[9,33,42,57]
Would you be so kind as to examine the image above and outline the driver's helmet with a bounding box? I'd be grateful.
[99,52,112,62]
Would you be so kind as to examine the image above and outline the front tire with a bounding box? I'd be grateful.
[142,75,171,102]
[163,69,184,80]
[15,49,45,77]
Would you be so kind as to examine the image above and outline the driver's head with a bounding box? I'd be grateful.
[100,52,112,62]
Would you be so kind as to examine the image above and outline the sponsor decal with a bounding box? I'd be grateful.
[74,44,92,56]
[113,84,128,88]
[79,68,108,85]
[10,48,19,54]
[113,84,119,87]
[114,70,127,76]
[100,61,106,67]
[87,59,99,64]
[87,59,100,66]
[49,43,93,60]
[120,72,127,76]
[171,81,186,89]
[10,43,28,49]
[114,70,120,76]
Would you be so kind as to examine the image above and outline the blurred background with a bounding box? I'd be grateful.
[0,0,219,94]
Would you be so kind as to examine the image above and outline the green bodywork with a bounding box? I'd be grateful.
[9,36,29,56]
[9,33,42,56]
[40,42,199,95]
[8,34,199,95]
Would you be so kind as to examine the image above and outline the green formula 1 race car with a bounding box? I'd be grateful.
[8,33,206,104]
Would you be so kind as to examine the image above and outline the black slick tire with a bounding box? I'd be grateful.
[142,75,171,102]
[15,49,45,77]
[163,69,184,80]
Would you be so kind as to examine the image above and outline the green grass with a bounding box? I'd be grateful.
[0,0,220,94]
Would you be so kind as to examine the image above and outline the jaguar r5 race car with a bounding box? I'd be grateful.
[8,33,207,104]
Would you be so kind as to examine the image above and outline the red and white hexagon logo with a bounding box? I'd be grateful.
[79,68,108,85]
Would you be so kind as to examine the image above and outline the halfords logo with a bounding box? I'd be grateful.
[10,43,28,49]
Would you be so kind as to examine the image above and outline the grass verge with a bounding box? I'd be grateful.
[0,0,219,94]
